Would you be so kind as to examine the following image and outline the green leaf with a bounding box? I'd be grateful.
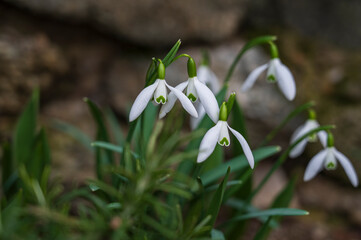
[84,98,114,180]
[200,146,281,186]
[227,208,308,223]
[52,120,93,150]
[30,128,51,181]
[142,215,177,239]
[207,167,230,229]
[145,39,181,87]
[13,89,39,165]
[105,108,125,146]
[253,178,296,240]
[1,141,14,197]
[230,100,248,153]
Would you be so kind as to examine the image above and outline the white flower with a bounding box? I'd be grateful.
[197,65,221,93]
[129,79,198,122]
[159,77,219,123]
[289,119,327,158]
[196,102,254,168]
[304,147,359,187]
[241,58,296,101]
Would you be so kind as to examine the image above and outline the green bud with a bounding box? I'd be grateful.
[308,109,316,120]
[327,132,334,147]
[187,57,197,78]
[158,61,165,79]
[219,102,228,121]
[226,92,236,116]
[269,42,279,59]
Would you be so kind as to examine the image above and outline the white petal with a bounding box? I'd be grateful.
[317,130,328,148]
[303,149,328,182]
[197,121,223,163]
[218,121,231,146]
[129,80,159,122]
[228,125,254,169]
[194,78,219,123]
[334,149,359,187]
[275,61,296,101]
[198,66,221,93]
[190,103,205,130]
[159,81,188,119]
[165,82,198,118]
[289,120,319,158]
[241,63,268,92]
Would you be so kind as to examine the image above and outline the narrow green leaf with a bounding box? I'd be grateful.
[84,98,114,180]
[142,215,177,239]
[30,128,51,181]
[231,100,248,152]
[13,89,39,165]
[200,146,281,186]
[105,108,125,146]
[1,141,13,196]
[207,167,230,229]
[52,120,93,150]
[227,208,308,223]
[259,101,315,147]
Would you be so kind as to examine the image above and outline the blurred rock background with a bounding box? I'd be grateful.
[0,1,360,239]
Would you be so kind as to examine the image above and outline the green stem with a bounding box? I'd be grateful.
[248,125,335,202]
[224,35,277,84]
[259,101,315,147]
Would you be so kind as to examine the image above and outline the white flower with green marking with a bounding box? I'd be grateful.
[160,58,219,123]
[304,133,359,187]
[196,101,254,169]
[289,110,327,158]
[241,58,296,101]
[129,61,198,122]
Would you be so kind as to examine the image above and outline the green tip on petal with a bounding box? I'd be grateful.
[187,57,197,78]
[326,161,336,170]
[156,95,166,104]
[188,93,197,102]
[219,137,229,146]
[267,74,276,83]
[219,102,228,121]
[327,132,334,147]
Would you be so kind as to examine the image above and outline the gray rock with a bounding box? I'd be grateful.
[248,0,361,49]
[5,0,249,46]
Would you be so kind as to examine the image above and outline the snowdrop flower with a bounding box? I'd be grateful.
[129,61,198,122]
[160,58,219,123]
[304,133,358,187]
[197,100,254,169]
[289,110,327,158]
[241,43,296,101]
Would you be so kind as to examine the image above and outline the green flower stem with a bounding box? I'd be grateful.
[269,42,279,59]
[327,132,334,147]
[224,35,277,84]
[259,101,315,147]
[248,125,335,202]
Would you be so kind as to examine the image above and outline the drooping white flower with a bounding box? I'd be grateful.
[198,65,221,94]
[304,146,359,187]
[289,111,329,158]
[159,58,219,123]
[129,61,198,122]
[241,58,296,101]
[196,102,254,168]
